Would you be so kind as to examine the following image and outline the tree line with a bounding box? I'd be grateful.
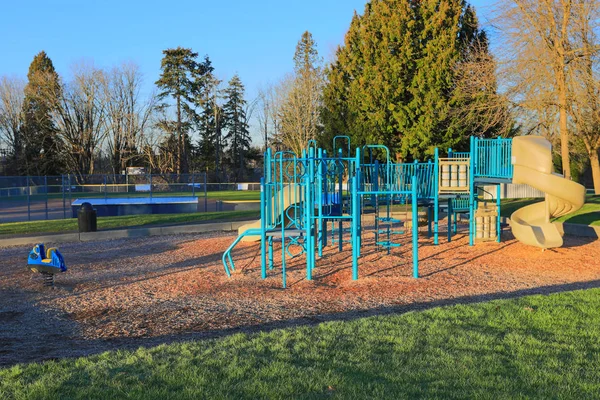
[2,0,600,192]
[0,49,257,182]
[282,0,600,192]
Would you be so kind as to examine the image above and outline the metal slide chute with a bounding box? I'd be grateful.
[236,184,301,242]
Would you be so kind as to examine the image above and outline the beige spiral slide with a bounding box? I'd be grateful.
[510,136,586,249]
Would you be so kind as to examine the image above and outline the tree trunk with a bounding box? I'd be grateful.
[559,107,571,179]
[590,148,600,194]
[557,5,571,180]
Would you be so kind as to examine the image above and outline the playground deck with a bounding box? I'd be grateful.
[1,228,599,366]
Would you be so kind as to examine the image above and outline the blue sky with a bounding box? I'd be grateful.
[0,0,494,142]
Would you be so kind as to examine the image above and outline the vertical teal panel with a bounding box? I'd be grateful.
[497,184,502,243]
[469,136,475,246]
[260,177,267,279]
[317,148,323,258]
[434,147,439,245]
[447,198,453,243]
[411,175,419,278]
[351,174,359,280]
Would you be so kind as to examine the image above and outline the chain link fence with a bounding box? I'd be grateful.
[0,174,261,223]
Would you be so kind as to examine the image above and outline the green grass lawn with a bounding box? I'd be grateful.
[0,210,260,236]
[2,289,600,399]
[500,195,600,226]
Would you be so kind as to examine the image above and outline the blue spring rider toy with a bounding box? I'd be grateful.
[28,243,67,287]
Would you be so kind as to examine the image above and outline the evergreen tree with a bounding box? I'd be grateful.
[155,47,208,174]
[22,51,62,175]
[294,31,321,79]
[222,74,251,180]
[322,0,492,160]
[278,31,324,155]
[196,71,225,180]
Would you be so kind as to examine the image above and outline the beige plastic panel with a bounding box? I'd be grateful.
[238,184,301,242]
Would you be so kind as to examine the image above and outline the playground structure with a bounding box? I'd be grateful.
[27,243,67,287]
[223,136,586,288]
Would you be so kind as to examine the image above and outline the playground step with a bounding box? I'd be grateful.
[377,217,401,223]
[331,238,351,244]
[331,227,352,233]
[376,241,402,248]
[377,229,405,235]
[265,229,304,237]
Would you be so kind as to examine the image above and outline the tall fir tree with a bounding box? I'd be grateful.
[222,74,251,180]
[294,31,321,79]
[22,51,62,175]
[155,48,211,174]
[322,0,493,161]
[196,70,225,180]
[278,31,324,155]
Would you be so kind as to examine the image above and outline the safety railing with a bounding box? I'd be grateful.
[357,161,436,200]
[472,137,513,180]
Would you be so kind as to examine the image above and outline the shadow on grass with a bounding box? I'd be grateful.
[559,211,600,227]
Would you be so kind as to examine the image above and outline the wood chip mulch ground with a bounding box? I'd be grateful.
[1,226,599,366]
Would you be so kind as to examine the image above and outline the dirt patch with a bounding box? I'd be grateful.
[1,227,599,366]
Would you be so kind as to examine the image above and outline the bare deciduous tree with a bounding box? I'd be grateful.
[256,84,281,153]
[52,63,108,180]
[103,63,156,175]
[452,38,516,138]
[496,0,594,179]
[0,76,25,164]
[275,72,322,156]
[569,1,600,192]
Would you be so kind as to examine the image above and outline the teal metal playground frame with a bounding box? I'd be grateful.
[223,136,515,288]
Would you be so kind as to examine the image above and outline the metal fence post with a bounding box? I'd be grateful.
[204,172,208,212]
[45,176,49,220]
[104,175,107,200]
[62,175,66,219]
[27,176,31,221]
[68,174,72,218]
[192,173,195,197]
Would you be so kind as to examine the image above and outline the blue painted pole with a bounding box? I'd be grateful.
[411,175,419,278]
[305,173,312,281]
[447,198,453,243]
[317,148,323,258]
[427,206,432,238]
[453,210,458,234]
[374,159,379,248]
[279,154,286,288]
[323,150,328,248]
[356,147,362,256]
[351,174,359,280]
[260,177,267,279]
[307,147,315,279]
[497,184,502,243]
[338,148,343,252]
[433,148,439,245]
[469,136,475,246]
